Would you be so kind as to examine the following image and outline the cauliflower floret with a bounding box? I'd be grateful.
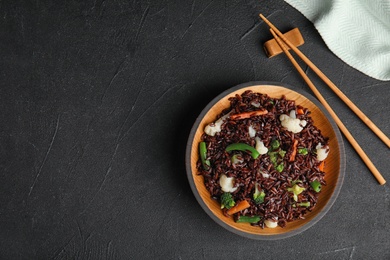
[255,137,268,155]
[219,174,238,193]
[260,169,270,178]
[289,109,297,119]
[279,111,307,134]
[251,101,261,108]
[316,143,329,161]
[204,112,231,136]
[262,173,270,178]
[248,125,256,138]
[264,217,278,228]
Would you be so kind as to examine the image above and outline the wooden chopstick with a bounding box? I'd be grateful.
[259,14,390,149]
[269,28,386,185]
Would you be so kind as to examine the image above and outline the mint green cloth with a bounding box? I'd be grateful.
[284,0,390,81]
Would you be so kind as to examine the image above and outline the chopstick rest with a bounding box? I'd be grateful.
[263,28,304,58]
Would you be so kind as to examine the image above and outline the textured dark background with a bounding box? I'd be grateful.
[1,0,389,259]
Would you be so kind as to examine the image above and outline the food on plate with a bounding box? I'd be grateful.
[197,90,329,228]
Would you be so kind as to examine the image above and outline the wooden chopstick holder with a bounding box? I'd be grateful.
[263,28,304,58]
[269,28,386,185]
[260,13,390,149]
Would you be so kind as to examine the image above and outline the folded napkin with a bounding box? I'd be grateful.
[284,0,390,81]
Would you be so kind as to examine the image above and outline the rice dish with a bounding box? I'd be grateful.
[196,90,329,228]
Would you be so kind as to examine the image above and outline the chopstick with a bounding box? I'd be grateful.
[268,28,386,185]
[259,14,390,149]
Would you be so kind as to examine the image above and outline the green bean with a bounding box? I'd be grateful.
[236,215,261,223]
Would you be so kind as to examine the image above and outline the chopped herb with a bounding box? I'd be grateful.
[269,151,278,164]
[287,183,306,202]
[267,139,286,173]
[298,201,311,207]
[276,163,284,172]
[270,139,280,150]
[298,148,308,155]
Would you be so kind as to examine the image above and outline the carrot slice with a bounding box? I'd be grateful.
[227,199,250,215]
[230,110,268,120]
[296,108,305,115]
[319,161,325,171]
[289,139,299,162]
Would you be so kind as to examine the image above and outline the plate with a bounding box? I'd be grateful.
[185,81,345,240]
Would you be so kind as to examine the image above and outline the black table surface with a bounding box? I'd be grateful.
[1,0,390,259]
